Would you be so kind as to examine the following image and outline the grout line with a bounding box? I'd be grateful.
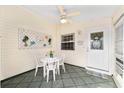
[15,75,28,88]
[38,78,44,88]
[70,77,78,87]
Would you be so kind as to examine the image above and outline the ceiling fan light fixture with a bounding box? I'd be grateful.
[60,18,67,23]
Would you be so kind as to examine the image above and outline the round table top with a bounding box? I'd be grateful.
[41,57,62,63]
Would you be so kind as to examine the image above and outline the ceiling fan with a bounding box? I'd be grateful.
[57,5,80,24]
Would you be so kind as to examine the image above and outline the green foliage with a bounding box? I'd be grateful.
[49,50,53,58]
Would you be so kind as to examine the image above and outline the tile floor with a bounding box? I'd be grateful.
[1,64,117,88]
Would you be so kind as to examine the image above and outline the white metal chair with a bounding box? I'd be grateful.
[56,53,66,75]
[34,54,43,77]
[46,58,57,82]
[58,57,66,74]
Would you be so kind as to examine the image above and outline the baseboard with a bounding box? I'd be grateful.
[64,63,85,69]
[86,69,112,79]
[86,66,111,75]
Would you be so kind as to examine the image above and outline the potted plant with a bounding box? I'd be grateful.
[49,50,53,58]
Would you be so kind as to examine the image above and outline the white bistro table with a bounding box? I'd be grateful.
[40,57,62,78]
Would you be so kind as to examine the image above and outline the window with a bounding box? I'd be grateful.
[61,33,75,50]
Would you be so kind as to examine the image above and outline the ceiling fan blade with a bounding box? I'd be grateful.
[67,12,80,17]
[57,5,66,15]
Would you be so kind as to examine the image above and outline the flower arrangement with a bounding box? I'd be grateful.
[49,50,54,58]
[45,50,54,58]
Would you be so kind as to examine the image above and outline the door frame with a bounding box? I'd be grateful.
[86,26,112,75]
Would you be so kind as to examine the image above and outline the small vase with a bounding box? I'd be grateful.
[50,54,53,58]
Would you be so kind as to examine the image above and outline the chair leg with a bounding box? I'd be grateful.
[43,66,46,78]
[53,70,56,81]
[62,63,66,72]
[55,68,57,74]
[57,63,60,75]
[47,70,49,83]
[35,67,38,76]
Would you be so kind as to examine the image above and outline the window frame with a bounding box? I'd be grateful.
[61,33,75,50]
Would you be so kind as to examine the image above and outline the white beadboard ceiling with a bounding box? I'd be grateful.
[22,5,119,23]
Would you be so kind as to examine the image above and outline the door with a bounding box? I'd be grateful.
[87,27,109,72]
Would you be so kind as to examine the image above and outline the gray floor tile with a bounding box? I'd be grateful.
[10,77,24,84]
[80,76,95,84]
[1,79,14,86]
[98,82,117,88]
[17,74,27,78]
[64,85,77,88]
[87,83,101,88]
[55,75,62,80]
[43,72,57,81]
[66,66,73,69]
[77,84,89,88]
[90,76,110,83]
[65,64,73,68]
[74,68,84,72]
[60,69,68,74]
[65,68,73,71]
[72,66,81,69]
[61,74,70,79]
[69,73,80,78]
[21,76,33,83]
[48,74,54,81]
[42,74,61,81]
[66,69,76,73]
[36,70,43,76]
[22,72,30,77]
[28,82,41,88]
[26,71,35,76]
[16,83,29,88]
[2,84,17,88]
[40,81,52,88]
[65,66,70,68]
[72,77,85,85]
[78,72,91,77]
[32,76,43,82]
[62,78,75,87]
[87,82,117,88]
[52,80,63,88]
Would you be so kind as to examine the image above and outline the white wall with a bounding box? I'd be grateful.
[55,22,87,67]
[0,6,56,80]
[55,17,114,75]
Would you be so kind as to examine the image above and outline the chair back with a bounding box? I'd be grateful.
[56,53,65,64]
[34,52,43,66]
[46,58,57,70]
